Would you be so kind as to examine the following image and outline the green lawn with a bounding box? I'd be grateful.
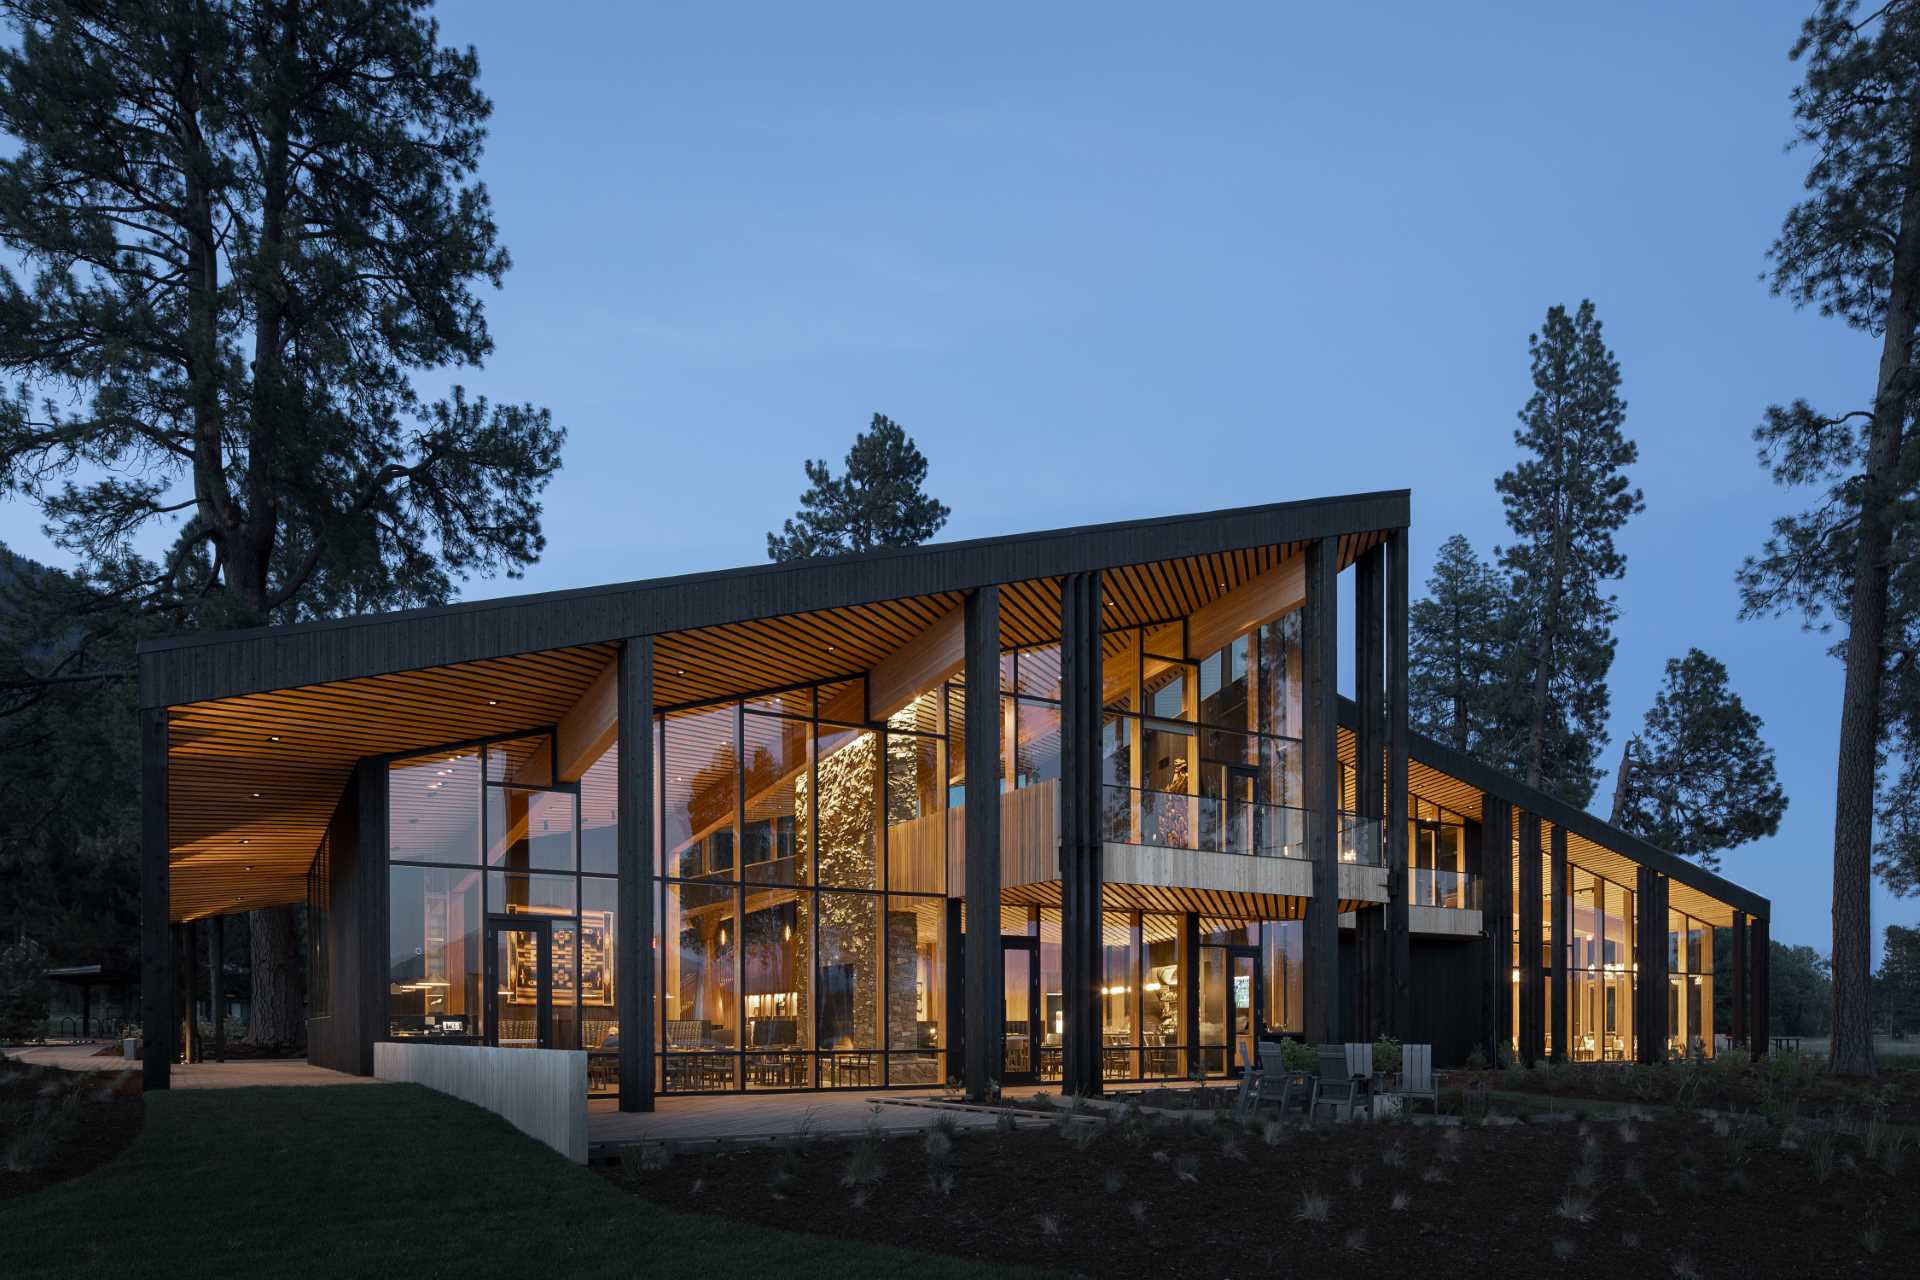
[1789,1035,1920,1060]
[0,1085,1020,1280]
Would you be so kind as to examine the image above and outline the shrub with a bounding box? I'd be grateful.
[1278,1039,1318,1072]
[1371,1036,1402,1076]
[0,938,51,1043]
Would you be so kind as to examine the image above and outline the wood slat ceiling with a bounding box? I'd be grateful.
[168,532,1392,923]
[1334,727,1737,926]
[168,645,615,922]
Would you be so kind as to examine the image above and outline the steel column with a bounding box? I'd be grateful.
[1058,570,1104,1096]
[962,586,1004,1100]
[1301,537,1340,1046]
[1749,915,1769,1059]
[617,636,656,1112]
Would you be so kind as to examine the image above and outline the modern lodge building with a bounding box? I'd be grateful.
[136,492,1772,1109]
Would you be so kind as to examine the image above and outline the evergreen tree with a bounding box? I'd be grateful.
[0,1,565,1045]
[767,414,950,561]
[1408,534,1513,757]
[1874,924,1920,1035]
[1738,0,1920,1076]
[1609,649,1788,871]
[1496,300,1642,808]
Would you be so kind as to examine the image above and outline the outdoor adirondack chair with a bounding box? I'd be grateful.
[1398,1043,1440,1115]
[1309,1045,1358,1121]
[1254,1042,1311,1116]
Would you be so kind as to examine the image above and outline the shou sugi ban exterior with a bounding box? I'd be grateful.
[135,492,1772,1109]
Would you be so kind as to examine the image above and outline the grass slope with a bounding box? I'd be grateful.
[0,1084,1018,1280]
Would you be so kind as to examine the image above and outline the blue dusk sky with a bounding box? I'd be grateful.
[1,2,1912,958]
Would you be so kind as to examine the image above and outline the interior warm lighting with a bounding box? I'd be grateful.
[487,699,499,706]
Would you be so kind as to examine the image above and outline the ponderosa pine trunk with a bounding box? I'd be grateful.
[1609,738,1634,828]
[1826,98,1920,1080]
[247,905,305,1048]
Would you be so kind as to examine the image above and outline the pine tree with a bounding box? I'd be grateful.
[1738,0,1920,1076]
[1609,650,1788,871]
[1408,534,1512,756]
[1496,300,1643,808]
[0,1,565,1046]
[767,414,951,561]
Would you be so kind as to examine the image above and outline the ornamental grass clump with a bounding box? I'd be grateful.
[1293,1190,1330,1223]
[1389,1189,1410,1212]
[1381,1138,1407,1168]
[1554,1190,1595,1223]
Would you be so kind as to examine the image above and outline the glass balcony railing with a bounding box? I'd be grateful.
[1408,868,1481,910]
[1100,786,1382,866]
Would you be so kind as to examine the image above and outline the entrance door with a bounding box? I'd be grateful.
[1228,947,1261,1076]
[486,917,553,1049]
[1222,764,1260,855]
[1002,937,1041,1085]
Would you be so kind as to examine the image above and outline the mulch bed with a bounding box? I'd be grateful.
[0,1061,145,1201]
[607,1099,1919,1278]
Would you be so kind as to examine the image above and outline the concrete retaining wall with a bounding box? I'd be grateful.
[374,1042,587,1163]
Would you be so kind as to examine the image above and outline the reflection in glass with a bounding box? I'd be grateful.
[816,892,881,1056]
[1142,913,1182,1078]
[488,870,576,917]
[486,735,552,786]
[742,713,806,884]
[389,751,481,864]
[886,898,945,1083]
[1015,698,1061,790]
[1102,913,1139,1081]
[487,787,576,873]
[388,865,483,1038]
[663,881,736,1067]
[580,876,619,1061]
[743,886,811,1089]
[580,742,618,875]
[664,706,738,881]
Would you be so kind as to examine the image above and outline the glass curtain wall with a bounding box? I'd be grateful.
[657,678,951,1093]
[1512,849,1640,1063]
[1408,795,1477,908]
[1668,908,1715,1058]
[386,732,621,1093]
[1087,616,1370,863]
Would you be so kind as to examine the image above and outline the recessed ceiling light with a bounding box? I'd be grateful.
[487,699,499,707]
[244,865,253,872]
[268,735,281,742]
[251,791,262,799]
[240,839,249,845]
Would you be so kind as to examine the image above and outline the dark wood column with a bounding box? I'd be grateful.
[1482,795,1512,1060]
[354,758,389,1076]
[1058,570,1104,1096]
[1300,538,1340,1046]
[1354,544,1385,1042]
[1731,912,1748,1048]
[1635,866,1668,1064]
[617,636,656,1112]
[179,922,197,1064]
[141,706,172,1090]
[962,586,1004,1100]
[1516,811,1543,1065]
[209,914,225,1062]
[1385,528,1411,1038]
[1749,914,1770,1059]
[1549,825,1568,1062]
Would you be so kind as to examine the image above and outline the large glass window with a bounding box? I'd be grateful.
[389,750,482,864]
[812,727,880,890]
[664,707,738,882]
[388,864,483,1039]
